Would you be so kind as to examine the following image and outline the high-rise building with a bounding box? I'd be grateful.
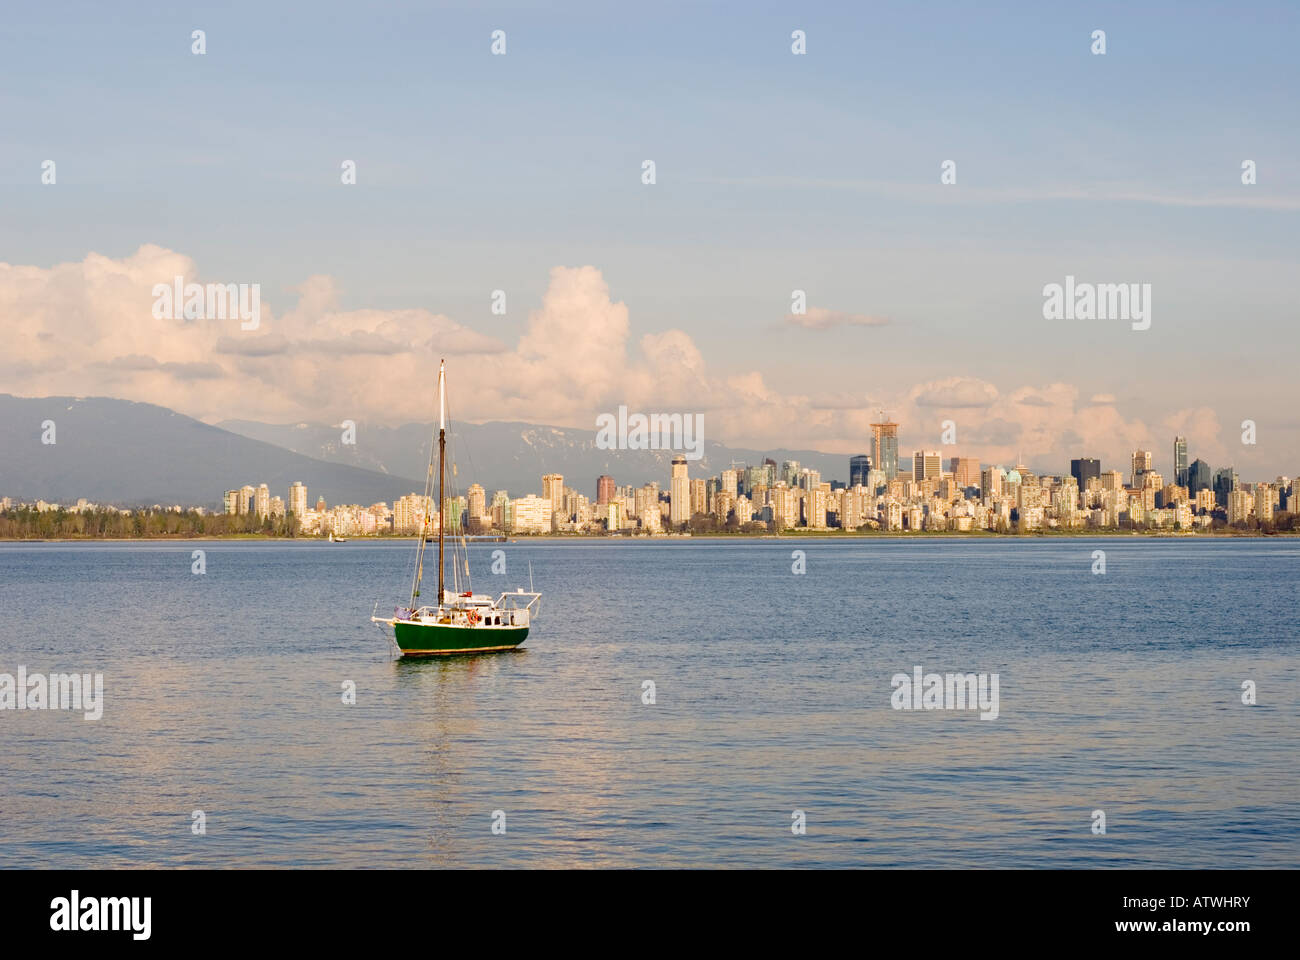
[1187,458,1212,494]
[690,477,707,516]
[912,450,942,482]
[721,468,739,499]
[670,456,689,527]
[255,483,270,519]
[849,454,872,488]
[542,473,564,520]
[596,475,615,506]
[1213,467,1238,507]
[1227,488,1251,525]
[1173,437,1189,487]
[288,481,308,519]
[467,483,486,532]
[871,418,900,480]
[980,466,1004,500]
[1131,450,1152,489]
[510,495,552,534]
[951,457,981,489]
[1070,458,1101,489]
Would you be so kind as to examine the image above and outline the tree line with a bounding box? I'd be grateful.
[0,507,302,539]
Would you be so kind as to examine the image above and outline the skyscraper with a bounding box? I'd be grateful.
[1188,458,1212,494]
[467,483,486,531]
[1173,436,1189,487]
[951,457,981,489]
[912,450,942,482]
[1131,450,1152,489]
[1213,467,1238,507]
[542,473,564,516]
[596,475,615,505]
[690,477,707,516]
[849,454,871,488]
[1070,458,1101,489]
[288,481,308,519]
[871,418,900,480]
[670,456,689,527]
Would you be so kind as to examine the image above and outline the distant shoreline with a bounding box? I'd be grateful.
[2,530,1296,543]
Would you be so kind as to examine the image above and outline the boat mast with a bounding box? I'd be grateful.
[437,358,446,607]
[408,370,440,608]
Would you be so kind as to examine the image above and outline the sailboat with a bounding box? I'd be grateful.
[371,359,541,656]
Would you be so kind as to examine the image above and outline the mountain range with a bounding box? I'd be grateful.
[0,395,422,507]
[215,418,852,499]
[0,394,852,507]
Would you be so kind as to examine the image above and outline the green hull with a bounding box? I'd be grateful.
[393,620,529,655]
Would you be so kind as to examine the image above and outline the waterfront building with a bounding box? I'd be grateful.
[1227,488,1252,525]
[541,474,564,518]
[691,477,707,517]
[467,483,486,532]
[511,494,552,534]
[670,456,690,527]
[1256,484,1275,524]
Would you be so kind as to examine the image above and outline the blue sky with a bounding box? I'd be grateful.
[1,1,1297,477]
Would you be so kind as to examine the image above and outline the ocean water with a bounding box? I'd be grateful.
[0,537,1297,869]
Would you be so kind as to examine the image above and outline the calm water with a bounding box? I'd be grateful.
[1,537,1297,868]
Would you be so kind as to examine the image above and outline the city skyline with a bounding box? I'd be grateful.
[4,424,1285,522]
[202,431,1297,536]
[9,428,1267,535]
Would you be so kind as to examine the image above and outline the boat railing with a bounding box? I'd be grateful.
[496,590,541,611]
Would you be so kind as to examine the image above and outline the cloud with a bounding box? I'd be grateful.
[94,355,224,379]
[1163,407,1227,466]
[963,418,1024,447]
[784,307,889,330]
[0,246,506,425]
[0,246,1218,476]
[1089,393,1117,404]
[1016,393,1053,407]
[913,377,998,409]
[809,392,877,411]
